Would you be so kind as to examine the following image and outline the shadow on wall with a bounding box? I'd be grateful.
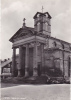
[41,66,63,77]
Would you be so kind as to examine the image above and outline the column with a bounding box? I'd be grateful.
[1,67,3,74]
[33,42,38,76]
[18,46,22,77]
[25,44,29,76]
[41,43,45,75]
[10,62,12,73]
[59,58,63,76]
[12,48,16,77]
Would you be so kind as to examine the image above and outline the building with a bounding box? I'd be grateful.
[1,58,12,79]
[9,11,71,79]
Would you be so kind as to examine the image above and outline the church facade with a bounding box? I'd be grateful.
[9,11,71,79]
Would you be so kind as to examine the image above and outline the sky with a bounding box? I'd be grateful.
[1,0,71,60]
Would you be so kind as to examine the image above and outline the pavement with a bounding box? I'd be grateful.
[1,84,71,100]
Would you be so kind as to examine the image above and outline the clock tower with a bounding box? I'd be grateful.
[33,12,51,36]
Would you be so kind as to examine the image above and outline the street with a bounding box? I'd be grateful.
[1,84,70,100]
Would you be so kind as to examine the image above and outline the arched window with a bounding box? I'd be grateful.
[62,43,64,49]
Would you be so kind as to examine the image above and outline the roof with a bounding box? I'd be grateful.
[9,27,34,42]
[1,73,11,76]
[50,36,71,45]
[1,58,12,68]
[36,34,71,45]
[33,12,52,19]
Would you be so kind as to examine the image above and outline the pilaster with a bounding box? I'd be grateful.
[41,43,45,75]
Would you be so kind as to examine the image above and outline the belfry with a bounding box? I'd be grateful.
[9,10,71,79]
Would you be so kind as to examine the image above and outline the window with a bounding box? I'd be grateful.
[37,22,40,32]
[62,43,64,49]
[70,46,71,50]
[40,22,43,31]
[53,41,57,47]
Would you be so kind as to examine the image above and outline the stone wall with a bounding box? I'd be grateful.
[44,37,71,78]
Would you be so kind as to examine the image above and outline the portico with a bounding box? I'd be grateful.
[11,35,45,77]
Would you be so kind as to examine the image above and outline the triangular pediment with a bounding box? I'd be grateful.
[9,27,34,42]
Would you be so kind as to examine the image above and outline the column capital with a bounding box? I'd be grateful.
[12,47,16,49]
[25,43,30,46]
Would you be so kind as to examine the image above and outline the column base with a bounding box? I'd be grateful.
[17,69,21,77]
[11,70,17,77]
[33,68,38,76]
[25,72,29,77]
[41,73,45,76]
[11,73,14,77]
[25,68,29,77]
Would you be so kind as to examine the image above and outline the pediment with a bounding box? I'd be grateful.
[14,29,32,38]
[9,27,34,42]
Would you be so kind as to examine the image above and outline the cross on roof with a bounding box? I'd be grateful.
[41,6,44,13]
[23,18,26,23]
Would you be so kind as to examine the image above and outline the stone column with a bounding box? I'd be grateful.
[33,42,38,76]
[25,44,29,76]
[10,62,12,73]
[41,43,45,75]
[1,67,3,74]
[12,48,16,77]
[18,46,23,77]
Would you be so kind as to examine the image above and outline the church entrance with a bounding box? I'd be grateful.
[37,62,41,76]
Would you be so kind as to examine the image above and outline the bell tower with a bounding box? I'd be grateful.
[33,12,51,36]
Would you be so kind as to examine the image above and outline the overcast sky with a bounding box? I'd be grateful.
[1,0,71,60]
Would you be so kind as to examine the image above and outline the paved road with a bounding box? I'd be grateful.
[1,84,70,100]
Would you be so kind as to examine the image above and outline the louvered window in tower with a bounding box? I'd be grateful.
[40,22,43,31]
[37,22,40,32]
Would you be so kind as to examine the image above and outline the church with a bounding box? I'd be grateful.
[9,10,71,80]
